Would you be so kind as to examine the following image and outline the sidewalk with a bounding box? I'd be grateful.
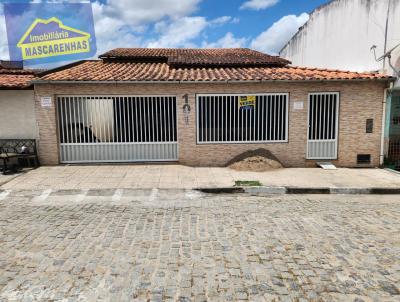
[0,173,21,187]
[1,165,400,191]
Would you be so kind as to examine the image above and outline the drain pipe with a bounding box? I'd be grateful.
[380,84,393,166]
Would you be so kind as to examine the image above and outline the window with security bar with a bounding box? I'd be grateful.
[197,94,288,143]
[307,92,339,160]
[308,93,338,141]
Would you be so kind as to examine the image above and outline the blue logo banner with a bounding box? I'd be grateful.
[3,2,97,66]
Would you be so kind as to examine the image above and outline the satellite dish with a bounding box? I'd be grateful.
[377,43,400,61]
[371,43,400,61]
[371,43,400,77]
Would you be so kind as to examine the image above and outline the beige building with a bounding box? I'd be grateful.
[32,48,393,167]
[0,61,38,140]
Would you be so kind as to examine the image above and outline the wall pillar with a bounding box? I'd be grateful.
[34,85,60,165]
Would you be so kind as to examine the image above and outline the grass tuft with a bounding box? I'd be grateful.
[234,180,262,187]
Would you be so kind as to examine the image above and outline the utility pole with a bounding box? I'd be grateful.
[382,0,391,72]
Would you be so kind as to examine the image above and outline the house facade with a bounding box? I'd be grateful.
[30,48,392,167]
[0,61,38,139]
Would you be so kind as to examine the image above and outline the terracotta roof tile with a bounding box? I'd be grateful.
[0,74,36,88]
[99,48,290,67]
[0,66,37,88]
[39,60,393,83]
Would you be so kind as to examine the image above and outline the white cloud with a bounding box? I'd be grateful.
[96,30,142,55]
[231,17,240,24]
[0,7,10,60]
[92,0,208,53]
[146,16,208,48]
[101,0,202,26]
[92,3,142,54]
[202,32,247,48]
[250,13,309,54]
[210,16,240,26]
[210,16,234,25]
[145,11,245,48]
[146,15,242,49]
[240,0,279,10]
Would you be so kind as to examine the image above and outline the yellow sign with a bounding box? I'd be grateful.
[239,95,256,110]
[17,17,91,60]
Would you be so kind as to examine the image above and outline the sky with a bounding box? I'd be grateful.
[0,0,329,65]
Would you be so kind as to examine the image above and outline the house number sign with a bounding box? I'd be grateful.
[41,96,52,108]
[293,101,304,110]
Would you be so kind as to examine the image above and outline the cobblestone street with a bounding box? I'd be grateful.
[0,189,399,301]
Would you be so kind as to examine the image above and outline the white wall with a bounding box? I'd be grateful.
[0,90,37,139]
[280,0,400,79]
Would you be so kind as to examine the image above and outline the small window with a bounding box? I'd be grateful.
[366,119,373,133]
[357,154,371,164]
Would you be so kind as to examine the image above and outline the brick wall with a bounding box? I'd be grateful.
[34,81,388,167]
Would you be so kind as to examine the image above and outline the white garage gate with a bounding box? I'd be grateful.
[56,95,178,163]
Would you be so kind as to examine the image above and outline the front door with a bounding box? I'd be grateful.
[307,92,339,159]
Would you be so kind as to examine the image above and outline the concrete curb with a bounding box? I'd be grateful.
[198,187,245,194]
[196,186,400,195]
[286,187,331,194]
[244,186,286,194]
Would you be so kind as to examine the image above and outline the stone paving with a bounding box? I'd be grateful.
[0,189,399,301]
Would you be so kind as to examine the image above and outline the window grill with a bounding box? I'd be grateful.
[357,154,371,164]
[196,94,288,144]
[366,119,374,133]
[307,92,339,159]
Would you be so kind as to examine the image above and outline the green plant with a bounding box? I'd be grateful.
[234,180,262,187]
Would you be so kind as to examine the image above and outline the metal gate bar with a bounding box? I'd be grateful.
[57,96,178,163]
[307,92,339,159]
[197,93,288,143]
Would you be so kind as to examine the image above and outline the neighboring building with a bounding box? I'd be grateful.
[280,0,400,168]
[280,0,400,79]
[0,61,38,139]
[31,48,392,167]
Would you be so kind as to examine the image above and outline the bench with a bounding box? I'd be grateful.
[0,139,39,175]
